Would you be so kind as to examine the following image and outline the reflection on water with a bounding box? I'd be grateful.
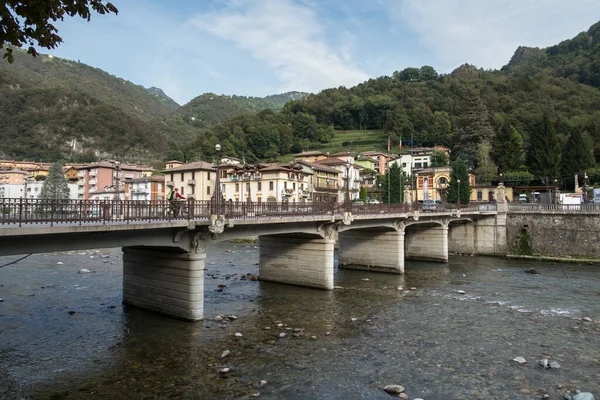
[1,244,599,399]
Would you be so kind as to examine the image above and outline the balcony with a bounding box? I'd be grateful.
[300,189,311,197]
[166,181,174,187]
[281,188,295,195]
[315,183,338,191]
[89,179,97,185]
[89,169,97,176]
[77,171,85,178]
[188,179,196,186]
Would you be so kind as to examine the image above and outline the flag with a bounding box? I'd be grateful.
[387,136,390,151]
[399,137,402,150]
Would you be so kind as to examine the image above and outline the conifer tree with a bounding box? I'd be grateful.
[378,163,404,204]
[453,88,496,167]
[493,123,525,171]
[562,128,595,177]
[475,141,498,185]
[40,162,70,201]
[446,157,471,205]
[527,114,562,184]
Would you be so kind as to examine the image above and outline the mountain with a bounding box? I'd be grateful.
[0,49,178,162]
[503,21,600,88]
[176,91,310,128]
[145,86,180,110]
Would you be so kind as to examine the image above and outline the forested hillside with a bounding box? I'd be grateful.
[190,21,600,187]
[176,91,309,128]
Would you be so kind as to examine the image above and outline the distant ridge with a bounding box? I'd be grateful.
[145,86,179,109]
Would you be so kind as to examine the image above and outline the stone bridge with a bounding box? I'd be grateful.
[0,202,505,321]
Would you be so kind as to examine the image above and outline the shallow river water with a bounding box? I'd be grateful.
[0,243,599,400]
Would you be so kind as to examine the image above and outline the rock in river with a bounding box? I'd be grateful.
[573,393,596,400]
[383,385,405,395]
[512,356,527,364]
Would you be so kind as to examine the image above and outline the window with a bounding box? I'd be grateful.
[207,186,211,195]
[235,183,239,192]
[293,182,296,190]
[158,183,162,191]
[181,173,184,182]
[192,171,195,180]
[489,190,495,202]
[402,163,407,167]
[269,181,274,190]
[477,190,483,201]
[246,182,250,192]
[191,185,195,195]
[258,182,262,191]
[170,174,174,182]
[423,162,428,168]
[180,186,184,195]
[284,182,287,189]
[414,162,422,168]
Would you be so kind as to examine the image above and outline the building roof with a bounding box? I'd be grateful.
[76,161,152,171]
[316,157,352,166]
[296,160,340,174]
[293,151,325,157]
[329,151,356,157]
[361,151,387,156]
[0,169,29,175]
[130,175,165,182]
[163,161,215,172]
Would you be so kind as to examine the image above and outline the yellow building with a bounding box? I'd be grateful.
[293,151,327,163]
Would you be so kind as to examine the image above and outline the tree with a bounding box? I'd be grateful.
[1,1,118,62]
[475,141,498,185]
[527,114,562,184]
[446,157,471,205]
[430,150,449,167]
[40,161,70,200]
[359,186,367,202]
[419,65,438,81]
[453,88,496,167]
[561,128,595,177]
[378,163,404,204]
[493,123,526,171]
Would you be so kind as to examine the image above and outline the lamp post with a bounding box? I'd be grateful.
[457,178,461,210]
[113,161,121,201]
[212,144,222,214]
[378,183,382,203]
[344,162,352,210]
[554,178,560,204]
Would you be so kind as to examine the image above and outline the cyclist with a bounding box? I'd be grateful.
[167,187,186,217]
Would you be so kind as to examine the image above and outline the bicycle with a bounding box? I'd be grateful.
[166,201,189,218]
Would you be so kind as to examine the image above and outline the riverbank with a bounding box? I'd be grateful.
[506,254,600,264]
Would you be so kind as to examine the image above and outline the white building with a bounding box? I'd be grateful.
[389,147,450,176]
[0,182,78,200]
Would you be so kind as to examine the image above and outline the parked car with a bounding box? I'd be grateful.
[353,200,365,205]
[421,199,444,212]
[366,199,380,204]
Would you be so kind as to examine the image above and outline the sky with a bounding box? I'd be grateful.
[45,0,600,105]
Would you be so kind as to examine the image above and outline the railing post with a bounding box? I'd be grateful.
[18,197,23,227]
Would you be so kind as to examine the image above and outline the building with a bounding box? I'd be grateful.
[353,155,376,172]
[293,151,327,163]
[221,163,312,203]
[390,146,451,176]
[0,169,29,185]
[163,161,216,201]
[316,156,361,202]
[77,161,152,200]
[63,166,80,183]
[296,161,340,202]
[409,166,475,203]
[0,181,78,200]
[130,176,166,201]
[361,151,392,175]
[472,184,514,203]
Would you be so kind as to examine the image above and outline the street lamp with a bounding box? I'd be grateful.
[457,178,461,210]
[554,178,560,204]
[344,162,352,209]
[212,144,222,214]
[113,161,121,201]
[378,183,382,202]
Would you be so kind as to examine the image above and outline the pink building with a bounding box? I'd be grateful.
[76,161,152,200]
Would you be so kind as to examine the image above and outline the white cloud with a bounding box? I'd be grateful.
[189,0,369,93]
[383,0,600,71]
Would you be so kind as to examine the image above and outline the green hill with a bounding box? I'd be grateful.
[176,91,309,128]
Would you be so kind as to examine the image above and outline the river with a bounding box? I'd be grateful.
[0,243,599,399]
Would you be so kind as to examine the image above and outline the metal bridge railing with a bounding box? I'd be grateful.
[0,198,502,227]
[508,203,600,213]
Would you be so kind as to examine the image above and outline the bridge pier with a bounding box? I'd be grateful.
[448,222,475,255]
[338,229,405,274]
[122,246,205,321]
[258,234,335,289]
[405,222,448,262]
[474,212,507,255]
